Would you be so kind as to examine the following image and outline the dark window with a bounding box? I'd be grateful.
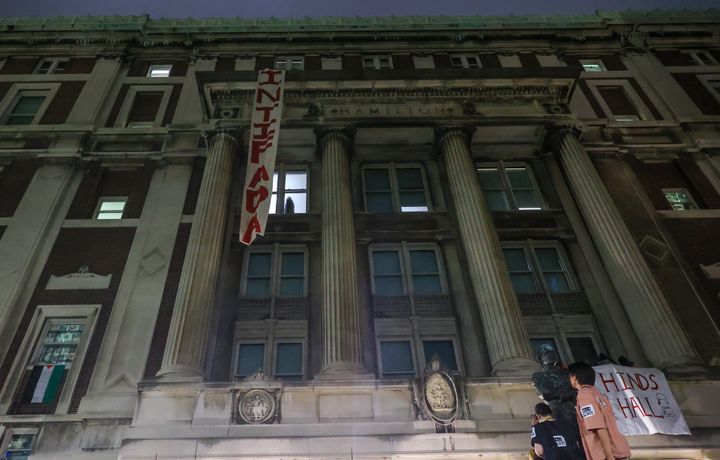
[4,94,47,125]
[380,341,414,377]
[126,91,163,127]
[275,343,303,379]
[477,164,543,211]
[372,250,404,295]
[279,252,305,297]
[237,343,265,377]
[246,253,272,298]
[530,338,561,364]
[567,337,598,365]
[363,166,430,213]
[409,250,442,295]
[597,86,638,118]
[423,340,458,371]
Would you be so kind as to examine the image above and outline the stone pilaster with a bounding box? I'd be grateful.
[316,127,369,378]
[549,127,701,370]
[438,126,538,376]
[157,128,239,379]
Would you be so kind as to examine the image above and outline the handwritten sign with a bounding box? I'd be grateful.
[593,364,690,436]
[239,69,285,245]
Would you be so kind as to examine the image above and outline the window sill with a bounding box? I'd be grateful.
[657,209,720,219]
[63,218,140,228]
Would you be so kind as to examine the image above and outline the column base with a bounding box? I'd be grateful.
[315,361,375,381]
[155,364,204,382]
[659,355,707,376]
[491,357,541,377]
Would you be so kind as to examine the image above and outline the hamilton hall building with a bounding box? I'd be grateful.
[1,9,720,459]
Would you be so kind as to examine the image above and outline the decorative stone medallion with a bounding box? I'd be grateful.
[237,389,276,424]
[419,356,460,425]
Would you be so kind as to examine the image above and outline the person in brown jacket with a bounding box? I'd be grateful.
[568,362,631,460]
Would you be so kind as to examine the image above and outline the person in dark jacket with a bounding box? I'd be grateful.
[531,402,586,460]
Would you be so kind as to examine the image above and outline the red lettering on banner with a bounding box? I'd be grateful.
[252,121,277,141]
[648,374,659,390]
[618,372,632,390]
[255,104,279,122]
[258,69,282,85]
[251,139,273,164]
[249,166,269,189]
[256,87,281,105]
[245,186,269,214]
[241,215,263,245]
[628,373,650,391]
[644,397,664,419]
[617,397,634,419]
[599,372,620,393]
[630,396,648,417]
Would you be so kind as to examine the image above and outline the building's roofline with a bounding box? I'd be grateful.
[1,9,720,34]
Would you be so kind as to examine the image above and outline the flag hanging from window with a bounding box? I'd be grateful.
[23,364,65,404]
[239,69,286,245]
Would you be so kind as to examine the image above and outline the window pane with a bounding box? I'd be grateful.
[366,192,393,212]
[477,169,503,189]
[412,275,443,295]
[237,343,264,376]
[281,253,304,276]
[502,248,529,271]
[373,251,401,274]
[97,212,123,220]
[364,169,391,190]
[248,253,272,276]
[13,96,45,115]
[529,338,561,364]
[284,171,307,190]
[279,278,304,297]
[506,168,532,188]
[399,191,427,209]
[510,273,537,293]
[544,273,570,292]
[567,337,598,365]
[409,250,438,274]
[246,279,271,297]
[514,190,541,210]
[275,343,302,376]
[269,194,278,214]
[396,168,423,189]
[284,193,307,214]
[380,341,414,374]
[99,200,126,212]
[423,340,458,371]
[374,276,404,296]
[535,248,562,271]
[484,191,511,211]
[272,172,279,192]
[6,115,35,125]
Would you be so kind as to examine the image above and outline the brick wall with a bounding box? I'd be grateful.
[0,160,40,217]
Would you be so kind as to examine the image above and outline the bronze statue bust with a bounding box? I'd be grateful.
[531,344,577,427]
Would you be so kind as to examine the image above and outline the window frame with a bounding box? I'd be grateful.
[234,340,267,378]
[449,54,481,69]
[270,166,309,215]
[1,427,38,459]
[683,50,718,66]
[272,340,306,379]
[527,329,603,367]
[240,244,309,300]
[94,196,128,220]
[114,84,173,128]
[0,305,100,415]
[476,162,546,211]
[146,64,173,78]
[369,243,448,298]
[362,163,432,213]
[0,84,58,126]
[320,56,342,71]
[421,337,462,373]
[661,187,699,210]
[502,240,578,295]
[34,58,69,75]
[362,55,393,70]
[412,55,435,69]
[697,74,720,104]
[377,338,417,379]
[274,56,304,71]
[579,59,607,72]
[585,79,654,122]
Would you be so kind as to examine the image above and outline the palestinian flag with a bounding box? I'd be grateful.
[22,364,65,404]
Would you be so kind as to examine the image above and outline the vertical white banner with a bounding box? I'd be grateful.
[239,69,286,245]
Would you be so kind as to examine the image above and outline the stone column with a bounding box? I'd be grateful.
[438,126,538,376]
[316,127,369,378]
[157,128,239,379]
[548,127,700,370]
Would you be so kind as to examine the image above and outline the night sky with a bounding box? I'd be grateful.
[0,0,718,19]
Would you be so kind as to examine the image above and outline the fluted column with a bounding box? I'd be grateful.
[316,127,369,378]
[549,127,700,371]
[438,126,538,376]
[157,128,239,379]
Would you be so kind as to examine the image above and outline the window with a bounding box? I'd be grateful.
[3,431,36,460]
[530,338,562,364]
[502,243,574,294]
[126,91,164,127]
[270,168,307,214]
[275,342,303,379]
[379,340,414,378]
[477,163,544,211]
[423,339,458,371]
[499,55,522,68]
[146,64,172,78]
[274,56,304,71]
[412,55,435,69]
[529,336,599,366]
[236,343,264,377]
[370,245,445,296]
[34,58,67,75]
[363,55,392,70]
[450,54,481,69]
[243,246,307,298]
[363,165,430,213]
[95,197,127,220]
[580,59,606,72]
[235,58,256,71]
[684,50,718,66]
[596,86,639,121]
[3,91,48,125]
[662,188,698,210]
[321,56,342,70]
[566,337,599,365]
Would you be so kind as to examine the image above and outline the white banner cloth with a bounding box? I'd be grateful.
[593,364,690,435]
[239,69,286,245]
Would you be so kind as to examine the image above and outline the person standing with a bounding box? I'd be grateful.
[530,402,585,460]
[568,362,631,460]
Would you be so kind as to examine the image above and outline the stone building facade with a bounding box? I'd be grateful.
[0,10,719,459]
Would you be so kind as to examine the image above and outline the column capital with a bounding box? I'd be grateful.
[314,125,356,151]
[202,127,243,145]
[544,122,585,148]
[434,124,476,149]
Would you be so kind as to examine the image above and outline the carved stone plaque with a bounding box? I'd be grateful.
[236,389,277,424]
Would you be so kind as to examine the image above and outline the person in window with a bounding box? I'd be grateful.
[284,196,295,214]
[530,402,585,460]
[569,362,631,460]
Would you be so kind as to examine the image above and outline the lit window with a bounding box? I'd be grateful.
[363,165,430,213]
[275,342,303,379]
[663,188,698,210]
[274,56,304,71]
[580,59,606,72]
[450,54,481,69]
[34,58,68,75]
[146,64,172,78]
[95,197,127,220]
[477,163,543,211]
[243,247,306,298]
[3,91,48,125]
[5,433,35,459]
[502,243,574,295]
[684,50,718,66]
[362,55,393,70]
[236,343,265,377]
[370,245,445,296]
[379,340,414,378]
[270,168,307,215]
